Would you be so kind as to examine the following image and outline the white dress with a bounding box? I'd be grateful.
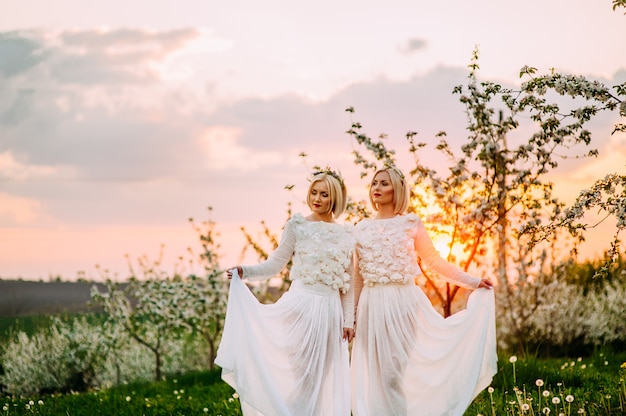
[351,214,497,416]
[215,213,355,416]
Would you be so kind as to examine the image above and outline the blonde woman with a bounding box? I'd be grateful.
[215,169,355,416]
[351,165,497,416]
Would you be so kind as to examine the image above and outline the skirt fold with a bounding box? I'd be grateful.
[215,276,350,416]
[351,283,497,416]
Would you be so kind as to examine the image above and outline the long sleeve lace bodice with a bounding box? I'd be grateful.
[354,214,480,289]
[241,213,356,327]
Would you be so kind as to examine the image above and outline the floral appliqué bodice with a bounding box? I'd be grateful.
[242,214,355,294]
[355,215,421,286]
[355,214,480,289]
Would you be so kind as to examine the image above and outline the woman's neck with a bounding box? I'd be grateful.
[307,212,334,223]
[375,205,398,220]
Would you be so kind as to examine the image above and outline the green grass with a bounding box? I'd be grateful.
[1,351,624,415]
[2,316,625,415]
[466,350,626,415]
[1,369,242,416]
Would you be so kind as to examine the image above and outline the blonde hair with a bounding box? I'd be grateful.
[369,165,409,215]
[307,172,347,219]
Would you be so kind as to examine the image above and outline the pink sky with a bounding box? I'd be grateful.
[1,0,625,280]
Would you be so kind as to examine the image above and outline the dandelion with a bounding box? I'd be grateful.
[126,396,131,402]
[2,405,8,412]
[228,398,234,403]
[543,407,551,414]
[488,387,494,393]
[28,400,34,406]
[522,403,530,411]
[203,409,209,413]
[552,397,561,404]
[566,395,574,403]
[233,393,240,399]
[536,379,545,387]
[25,404,31,410]
[37,400,43,405]
[510,356,518,384]
[543,390,550,397]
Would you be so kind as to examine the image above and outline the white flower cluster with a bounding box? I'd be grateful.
[0,316,212,396]
[495,262,626,351]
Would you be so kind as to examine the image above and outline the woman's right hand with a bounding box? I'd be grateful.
[226,266,243,279]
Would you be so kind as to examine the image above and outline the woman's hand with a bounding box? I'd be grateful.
[343,327,355,343]
[226,266,243,279]
[478,278,494,289]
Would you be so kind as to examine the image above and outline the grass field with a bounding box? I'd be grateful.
[1,294,624,415]
[1,350,624,415]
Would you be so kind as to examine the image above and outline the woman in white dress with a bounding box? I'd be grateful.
[351,165,497,416]
[215,170,355,416]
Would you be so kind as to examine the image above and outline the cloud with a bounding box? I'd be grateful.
[0,32,46,77]
[400,37,428,54]
[0,150,76,180]
[198,126,283,171]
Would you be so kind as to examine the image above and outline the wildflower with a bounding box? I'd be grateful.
[2,405,8,412]
[621,362,626,369]
[522,403,530,411]
[566,395,574,402]
[543,390,550,397]
[25,404,31,410]
[543,407,551,414]
[228,398,234,403]
[37,400,43,405]
[28,400,34,406]
[509,356,518,363]
[488,387,494,393]
[536,379,544,387]
[552,397,561,404]
[203,409,209,413]
[126,396,131,402]
[233,393,240,399]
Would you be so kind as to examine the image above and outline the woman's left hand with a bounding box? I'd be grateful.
[343,327,355,343]
[478,278,494,289]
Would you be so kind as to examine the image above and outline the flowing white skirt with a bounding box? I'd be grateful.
[351,282,497,416]
[215,274,350,416]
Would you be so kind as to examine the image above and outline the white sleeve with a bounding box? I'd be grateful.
[241,220,296,281]
[340,256,355,329]
[413,217,480,289]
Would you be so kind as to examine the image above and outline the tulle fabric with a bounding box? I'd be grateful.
[351,282,497,416]
[215,273,350,416]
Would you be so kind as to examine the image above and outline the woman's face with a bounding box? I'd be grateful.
[371,171,394,207]
[308,180,332,216]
